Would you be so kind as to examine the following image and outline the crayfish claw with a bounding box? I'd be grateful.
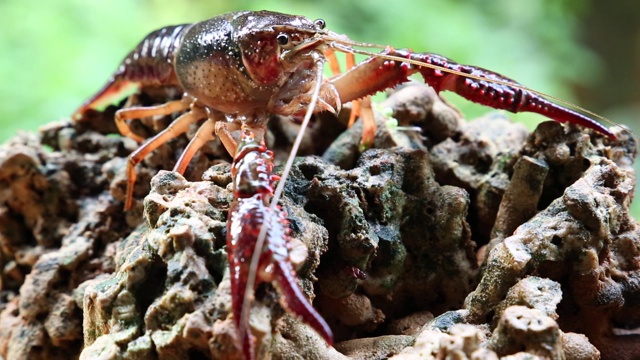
[272,261,334,346]
[229,265,257,360]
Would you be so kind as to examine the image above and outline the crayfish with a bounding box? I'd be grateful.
[72,10,616,359]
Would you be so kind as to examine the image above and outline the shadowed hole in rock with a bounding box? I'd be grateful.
[188,348,210,360]
[612,309,640,333]
[298,162,321,181]
[602,171,617,189]
[133,255,168,314]
[486,309,496,324]
[196,241,227,285]
[35,312,48,323]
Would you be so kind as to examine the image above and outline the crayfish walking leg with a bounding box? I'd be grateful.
[226,125,333,360]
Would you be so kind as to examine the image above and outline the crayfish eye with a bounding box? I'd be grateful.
[276,33,290,46]
[314,18,326,29]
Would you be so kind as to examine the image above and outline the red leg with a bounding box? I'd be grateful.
[330,48,615,138]
[324,49,342,76]
[215,120,243,157]
[115,98,191,143]
[124,107,205,209]
[325,51,376,147]
[173,116,217,174]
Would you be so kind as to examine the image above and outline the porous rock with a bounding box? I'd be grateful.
[0,82,638,360]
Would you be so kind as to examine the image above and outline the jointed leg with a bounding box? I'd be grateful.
[344,53,376,147]
[357,97,376,148]
[215,121,243,157]
[173,116,219,174]
[124,107,206,209]
[115,98,191,143]
[324,49,342,76]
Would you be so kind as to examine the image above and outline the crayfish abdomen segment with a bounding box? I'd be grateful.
[73,24,188,119]
[117,24,188,85]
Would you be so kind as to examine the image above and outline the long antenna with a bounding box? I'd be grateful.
[239,52,326,336]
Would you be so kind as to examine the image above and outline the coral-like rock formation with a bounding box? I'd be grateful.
[0,83,637,359]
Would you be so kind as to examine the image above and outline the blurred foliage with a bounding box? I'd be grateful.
[0,0,638,217]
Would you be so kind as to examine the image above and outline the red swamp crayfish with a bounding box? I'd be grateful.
[72,10,617,359]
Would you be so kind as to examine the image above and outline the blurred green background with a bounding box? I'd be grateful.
[1,0,638,217]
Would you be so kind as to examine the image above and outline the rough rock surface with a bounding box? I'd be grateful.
[0,83,637,359]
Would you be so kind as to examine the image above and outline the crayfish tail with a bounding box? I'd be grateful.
[72,79,138,121]
[72,24,189,122]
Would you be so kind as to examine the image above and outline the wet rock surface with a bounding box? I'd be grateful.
[0,83,638,359]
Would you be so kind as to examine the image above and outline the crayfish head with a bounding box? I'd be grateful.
[175,11,329,115]
[233,11,326,86]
